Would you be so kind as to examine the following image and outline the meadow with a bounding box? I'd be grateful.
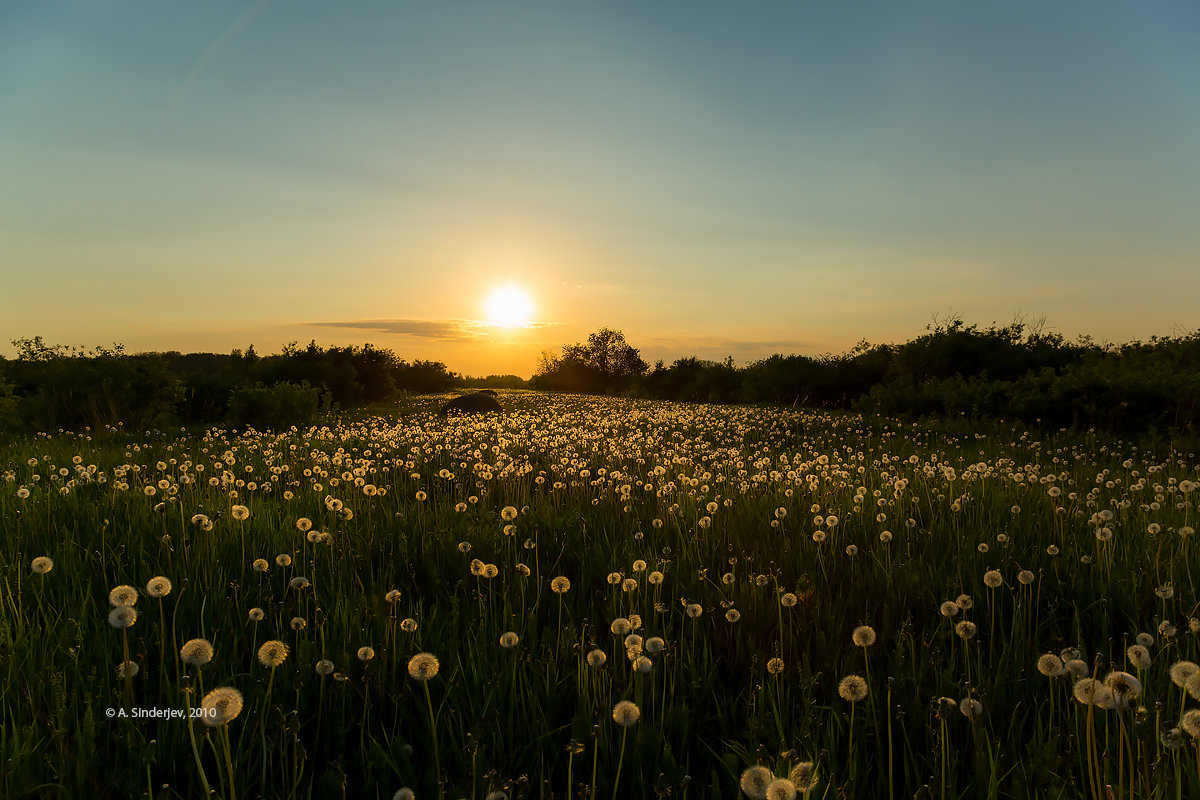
[2,390,1199,800]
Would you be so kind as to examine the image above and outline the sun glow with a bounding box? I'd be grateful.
[484,286,534,328]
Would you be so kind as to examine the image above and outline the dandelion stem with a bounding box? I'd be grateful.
[221,725,237,800]
[184,690,212,799]
[422,679,442,796]
[611,727,628,800]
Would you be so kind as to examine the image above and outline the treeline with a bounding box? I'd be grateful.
[537,321,1200,436]
[0,338,457,432]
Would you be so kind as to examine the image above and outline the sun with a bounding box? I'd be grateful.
[484,285,534,328]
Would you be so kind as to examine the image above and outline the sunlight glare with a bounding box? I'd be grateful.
[484,286,534,328]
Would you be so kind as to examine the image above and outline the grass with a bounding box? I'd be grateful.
[0,390,1198,799]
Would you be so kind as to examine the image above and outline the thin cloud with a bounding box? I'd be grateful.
[308,318,560,342]
[167,0,274,112]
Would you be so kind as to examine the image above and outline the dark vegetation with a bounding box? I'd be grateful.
[0,337,456,432]
[440,392,504,415]
[5,316,1198,437]
[534,321,1200,437]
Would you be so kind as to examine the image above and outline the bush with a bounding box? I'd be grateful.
[226,381,325,431]
[0,377,17,431]
[4,340,180,432]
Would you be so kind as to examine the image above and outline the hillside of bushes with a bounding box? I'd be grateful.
[536,321,1200,437]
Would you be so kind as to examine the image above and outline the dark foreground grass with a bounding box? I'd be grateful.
[2,391,1198,799]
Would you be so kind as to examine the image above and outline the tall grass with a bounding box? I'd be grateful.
[1,391,1198,798]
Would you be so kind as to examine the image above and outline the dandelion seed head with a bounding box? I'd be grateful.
[959,697,984,721]
[500,631,519,648]
[789,762,817,792]
[851,625,876,647]
[407,652,440,681]
[109,585,139,607]
[200,687,244,727]
[30,556,53,574]
[315,659,335,676]
[1037,653,1065,677]
[181,638,214,666]
[611,699,640,727]
[357,646,375,662]
[739,766,773,799]
[258,640,289,668]
[1127,645,1151,670]
[1064,659,1089,679]
[1185,672,1200,701]
[1170,660,1199,687]
[1103,671,1142,708]
[248,607,265,622]
[838,674,868,702]
[1162,727,1185,749]
[765,778,797,800]
[108,605,137,628]
[146,576,172,597]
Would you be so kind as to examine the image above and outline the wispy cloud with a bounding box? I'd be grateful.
[308,318,560,342]
[167,0,275,112]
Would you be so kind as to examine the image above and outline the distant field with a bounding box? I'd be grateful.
[2,391,1198,799]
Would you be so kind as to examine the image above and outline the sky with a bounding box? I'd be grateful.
[2,1,1199,377]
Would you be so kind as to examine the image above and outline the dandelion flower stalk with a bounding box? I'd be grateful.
[610,701,640,800]
[408,653,442,795]
[183,681,212,799]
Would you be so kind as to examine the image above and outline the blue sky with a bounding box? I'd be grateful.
[2,1,1198,375]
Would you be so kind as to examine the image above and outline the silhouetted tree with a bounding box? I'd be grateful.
[534,328,648,393]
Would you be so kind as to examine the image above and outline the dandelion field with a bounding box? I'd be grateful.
[3,391,1200,800]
